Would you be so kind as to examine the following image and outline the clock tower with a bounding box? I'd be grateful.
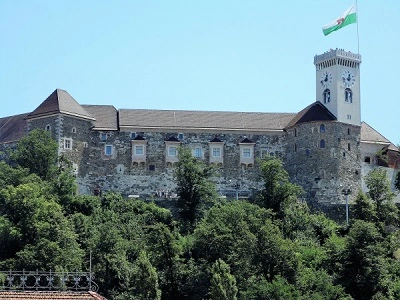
[314,49,362,126]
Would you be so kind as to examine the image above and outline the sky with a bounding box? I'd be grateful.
[1,1,399,144]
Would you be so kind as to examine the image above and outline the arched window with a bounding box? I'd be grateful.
[294,128,297,137]
[323,89,330,104]
[320,139,326,148]
[45,124,51,131]
[294,143,297,152]
[319,124,325,133]
[345,88,352,103]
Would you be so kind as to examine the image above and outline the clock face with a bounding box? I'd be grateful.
[342,70,355,88]
[320,71,332,88]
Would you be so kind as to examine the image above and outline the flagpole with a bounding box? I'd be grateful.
[356,0,360,54]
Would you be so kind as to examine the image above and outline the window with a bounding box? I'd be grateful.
[347,114,352,120]
[149,165,155,171]
[169,146,177,157]
[261,148,269,158]
[348,143,351,151]
[178,133,184,141]
[305,149,310,156]
[345,88,352,103]
[135,145,144,155]
[64,138,72,150]
[294,144,297,152]
[132,139,147,163]
[243,148,251,158]
[347,128,351,135]
[131,132,136,139]
[212,147,221,157]
[105,145,113,156]
[294,128,297,137]
[320,139,326,148]
[194,147,202,158]
[100,133,107,141]
[45,124,51,131]
[83,142,88,148]
[364,157,371,164]
[323,89,331,104]
[72,127,76,133]
[319,124,325,133]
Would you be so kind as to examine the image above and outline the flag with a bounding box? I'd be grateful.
[322,4,357,36]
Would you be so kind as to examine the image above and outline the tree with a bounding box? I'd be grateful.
[131,251,161,300]
[11,129,58,180]
[365,168,398,226]
[174,146,216,231]
[256,158,303,217]
[340,220,387,299]
[210,259,238,300]
[352,190,376,223]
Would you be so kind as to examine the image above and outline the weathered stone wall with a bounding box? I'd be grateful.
[285,121,361,205]
[76,130,287,198]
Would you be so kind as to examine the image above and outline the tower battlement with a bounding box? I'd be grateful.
[314,48,361,70]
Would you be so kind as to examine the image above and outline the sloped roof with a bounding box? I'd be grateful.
[360,122,390,144]
[285,101,336,128]
[119,109,296,132]
[26,89,95,121]
[0,113,29,144]
[82,105,118,130]
[0,291,106,300]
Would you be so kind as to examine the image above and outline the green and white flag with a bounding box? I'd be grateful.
[322,4,357,36]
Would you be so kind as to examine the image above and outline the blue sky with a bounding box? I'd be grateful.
[1,1,398,144]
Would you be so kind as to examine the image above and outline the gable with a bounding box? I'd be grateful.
[26,89,95,121]
[285,101,336,128]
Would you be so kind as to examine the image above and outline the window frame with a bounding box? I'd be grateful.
[64,138,72,150]
[105,145,113,156]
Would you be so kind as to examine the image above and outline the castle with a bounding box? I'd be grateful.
[1,49,399,208]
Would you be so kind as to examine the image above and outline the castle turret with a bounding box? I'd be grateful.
[314,49,361,126]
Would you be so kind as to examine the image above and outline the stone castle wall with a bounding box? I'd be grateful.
[285,121,361,205]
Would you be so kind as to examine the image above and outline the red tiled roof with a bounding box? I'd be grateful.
[0,291,106,300]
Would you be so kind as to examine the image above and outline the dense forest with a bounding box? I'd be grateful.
[1,129,400,300]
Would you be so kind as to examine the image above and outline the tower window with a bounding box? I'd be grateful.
[323,89,331,104]
[364,157,371,164]
[320,139,326,148]
[105,145,113,156]
[347,128,351,135]
[294,143,297,152]
[72,127,76,133]
[319,124,326,133]
[294,128,297,137]
[45,124,51,131]
[178,133,184,140]
[345,88,353,103]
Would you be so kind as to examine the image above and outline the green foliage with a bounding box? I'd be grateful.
[340,220,386,299]
[365,169,398,226]
[131,251,161,300]
[11,129,58,180]
[352,190,377,223]
[209,259,238,300]
[256,158,303,217]
[174,146,216,231]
